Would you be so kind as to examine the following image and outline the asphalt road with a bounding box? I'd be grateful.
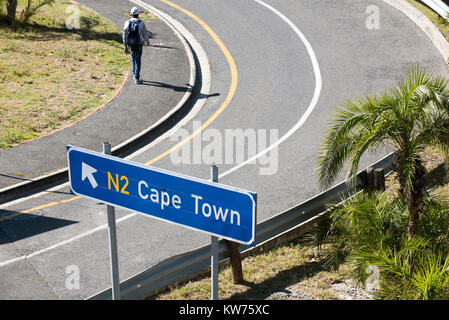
[0,0,448,299]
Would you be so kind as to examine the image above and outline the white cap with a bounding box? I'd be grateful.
[130,7,140,15]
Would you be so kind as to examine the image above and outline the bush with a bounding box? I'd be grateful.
[304,192,408,270]
[351,237,449,300]
[19,0,54,23]
[303,191,449,299]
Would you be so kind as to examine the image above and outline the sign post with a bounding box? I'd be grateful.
[103,142,120,300]
[210,165,219,300]
[67,145,256,299]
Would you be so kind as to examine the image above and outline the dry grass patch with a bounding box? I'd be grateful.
[151,146,448,301]
[152,243,352,300]
[405,0,449,42]
[124,9,159,21]
[0,0,129,148]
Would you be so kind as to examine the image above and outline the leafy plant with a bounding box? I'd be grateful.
[20,0,54,23]
[317,66,449,239]
[351,238,449,300]
[303,192,408,271]
[303,190,449,299]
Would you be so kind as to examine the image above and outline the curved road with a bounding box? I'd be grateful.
[0,0,447,299]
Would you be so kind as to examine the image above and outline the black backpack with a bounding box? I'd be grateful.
[127,20,140,51]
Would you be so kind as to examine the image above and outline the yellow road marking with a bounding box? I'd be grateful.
[146,0,237,165]
[0,195,82,222]
[0,0,237,221]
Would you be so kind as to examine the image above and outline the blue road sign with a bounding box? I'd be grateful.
[67,145,256,245]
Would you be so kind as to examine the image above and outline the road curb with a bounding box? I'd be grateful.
[382,0,449,62]
[0,7,200,205]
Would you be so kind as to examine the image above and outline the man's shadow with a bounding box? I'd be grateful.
[140,81,191,92]
[140,81,221,99]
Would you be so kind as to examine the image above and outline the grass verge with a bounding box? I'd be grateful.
[405,0,449,42]
[147,0,449,301]
[152,243,355,300]
[124,9,159,21]
[0,0,129,148]
[149,146,447,301]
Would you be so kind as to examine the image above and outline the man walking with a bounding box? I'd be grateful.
[123,7,151,84]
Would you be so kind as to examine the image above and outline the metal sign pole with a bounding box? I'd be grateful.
[210,165,219,300]
[103,142,120,300]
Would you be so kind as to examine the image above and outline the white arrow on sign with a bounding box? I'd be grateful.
[82,162,98,189]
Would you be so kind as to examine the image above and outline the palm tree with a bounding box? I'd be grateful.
[6,0,17,24]
[317,66,449,239]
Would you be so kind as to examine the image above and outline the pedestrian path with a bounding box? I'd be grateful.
[0,3,193,191]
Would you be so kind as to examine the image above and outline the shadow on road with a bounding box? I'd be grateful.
[0,209,77,244]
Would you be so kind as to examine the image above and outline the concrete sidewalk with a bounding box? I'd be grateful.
[0,1,194,192]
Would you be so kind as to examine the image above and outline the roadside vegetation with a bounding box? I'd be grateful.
[124,9,159,21]
[152,142,449,300]
[307,66,449,300]
[151,1,449,301]
[405,0,449,42]
[0,0,128,148]
[304,1,449,300]
[152,67,449,301]
[153,242,357,300]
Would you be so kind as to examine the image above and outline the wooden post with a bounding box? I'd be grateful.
[359,169,368,190]
[225,240,244,284]
[366,167,374,192]
[374,168,385,191]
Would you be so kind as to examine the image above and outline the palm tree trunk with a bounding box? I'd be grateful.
[407,160,427,239]
[392,158,406,203]
[6,0,17,25]
[408,191,421,239]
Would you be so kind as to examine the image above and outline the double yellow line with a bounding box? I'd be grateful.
[0,0,237,222]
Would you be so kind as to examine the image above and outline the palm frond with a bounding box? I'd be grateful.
[316,66,449,191]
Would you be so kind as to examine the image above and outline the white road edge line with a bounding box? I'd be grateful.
[0,0,321,266]
[0,0,212,210]
[0,0,210,267]
[219,0,322,180]
[123,0,212,158]
[0,213,138,268]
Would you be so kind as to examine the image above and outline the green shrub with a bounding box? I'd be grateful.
[351,238,449,300]
[19,0,54,23]
[303,191,449,299]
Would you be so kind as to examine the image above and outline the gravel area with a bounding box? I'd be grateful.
[267,279,374,300]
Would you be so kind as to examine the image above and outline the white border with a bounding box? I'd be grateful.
[67,145,256,245]
[218,0,322,179]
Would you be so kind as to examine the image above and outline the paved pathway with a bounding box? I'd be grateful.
[0,1,192,190]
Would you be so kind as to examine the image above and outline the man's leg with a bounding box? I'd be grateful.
[134,45,143,81]
[132,58,136,78]
[131,49,137,79]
